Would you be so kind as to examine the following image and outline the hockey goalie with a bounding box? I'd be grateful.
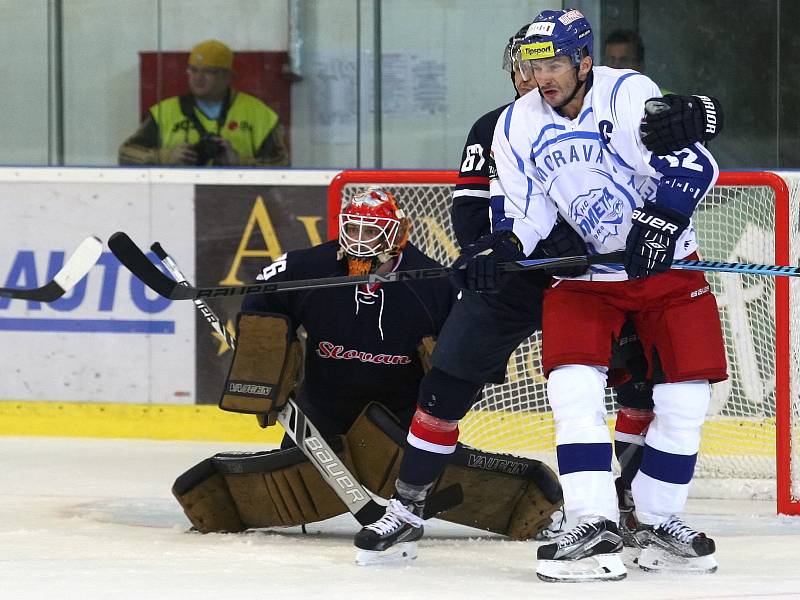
[172,187,564,546]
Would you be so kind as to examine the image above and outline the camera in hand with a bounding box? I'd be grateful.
[193,135,224,165]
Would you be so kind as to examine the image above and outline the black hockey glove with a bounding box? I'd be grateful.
[640,94,723,155]
[624,203,690,279]
[452,230,525,292]
[534,218,589,277]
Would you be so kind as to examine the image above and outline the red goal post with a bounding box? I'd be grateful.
[328,169,798,515]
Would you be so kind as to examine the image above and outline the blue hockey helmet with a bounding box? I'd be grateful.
[517,8,594,73]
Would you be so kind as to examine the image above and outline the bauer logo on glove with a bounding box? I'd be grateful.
[630,208,681,235]
[624,203,689,279]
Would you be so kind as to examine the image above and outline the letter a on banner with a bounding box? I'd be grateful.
[220,195,283,285]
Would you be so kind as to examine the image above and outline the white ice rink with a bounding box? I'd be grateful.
[3,436,800,600]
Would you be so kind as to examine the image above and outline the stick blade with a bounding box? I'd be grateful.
[0,280,63,302]
[108,231,179,298]
[0,236,102,302]
[52,236,103,294]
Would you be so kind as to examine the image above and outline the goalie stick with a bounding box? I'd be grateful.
[150,242,462,525]
[112,231,623,300]
[0,236,103,302]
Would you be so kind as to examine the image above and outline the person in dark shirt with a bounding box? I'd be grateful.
[242,187,455,446]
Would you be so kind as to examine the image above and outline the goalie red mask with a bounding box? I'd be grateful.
[338,188,411,276]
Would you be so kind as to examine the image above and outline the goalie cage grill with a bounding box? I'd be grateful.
[328,169,799,515]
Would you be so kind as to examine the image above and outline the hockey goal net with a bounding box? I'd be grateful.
[328,170,800,515]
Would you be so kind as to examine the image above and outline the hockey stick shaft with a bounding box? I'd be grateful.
[668,258,800,278]
[112,231,622,300]
[150,242,385,526]
[0,236,103,302]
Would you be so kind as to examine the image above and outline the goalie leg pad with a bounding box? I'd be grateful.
[346,402,563,539]
[172,436,358,531]
[220,312,302,415]
[172,458,247,533]
[436,444,563,540]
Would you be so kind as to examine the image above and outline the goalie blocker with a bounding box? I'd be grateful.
[219,312,303,426]
[174,402,563,540]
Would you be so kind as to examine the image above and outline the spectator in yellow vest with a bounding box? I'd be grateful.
[119,40,288,167]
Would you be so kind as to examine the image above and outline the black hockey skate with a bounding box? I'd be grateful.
[354,497,424,566]
[536,517,626,582]
[615,477,644,548]
[637,515,717,574]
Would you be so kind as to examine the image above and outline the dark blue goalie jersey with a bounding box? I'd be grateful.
[242,240,456,426]
[452,104,508,249]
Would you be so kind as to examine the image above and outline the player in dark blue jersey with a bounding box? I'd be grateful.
[452,23,535,249]
[242,187,454,442]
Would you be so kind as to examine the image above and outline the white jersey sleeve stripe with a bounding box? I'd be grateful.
[452,188,490,199]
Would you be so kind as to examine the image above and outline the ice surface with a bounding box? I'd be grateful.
[2,436,799,600]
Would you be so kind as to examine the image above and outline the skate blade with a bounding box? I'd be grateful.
[638,548,718,574]
[355,542,418,566]
[536,553,627,583]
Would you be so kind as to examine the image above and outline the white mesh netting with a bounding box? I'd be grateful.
[335,171,800,509]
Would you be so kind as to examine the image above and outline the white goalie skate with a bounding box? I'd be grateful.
[637,515,718,574]
[354,498,424,566]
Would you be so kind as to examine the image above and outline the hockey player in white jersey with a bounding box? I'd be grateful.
[484,9,727,582]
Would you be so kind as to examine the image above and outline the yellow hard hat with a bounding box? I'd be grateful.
[188,40,233,70]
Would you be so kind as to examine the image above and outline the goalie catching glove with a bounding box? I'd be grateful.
[640,94,723,156]
[219,312,302,425]
[624,203,689,279]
